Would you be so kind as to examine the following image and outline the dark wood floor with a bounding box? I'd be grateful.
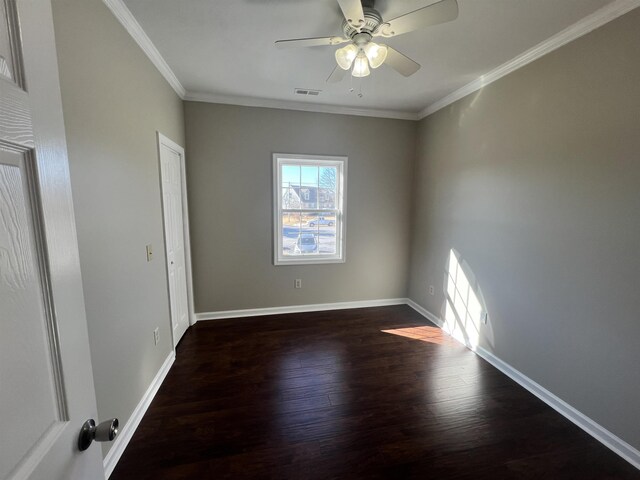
[110,305,638,479]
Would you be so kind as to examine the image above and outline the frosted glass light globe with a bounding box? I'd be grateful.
[352,53,370,77]
[364,42,388,69]
[335,44,358,70]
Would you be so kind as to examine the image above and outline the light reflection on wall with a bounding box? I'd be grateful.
[444,249,486,350]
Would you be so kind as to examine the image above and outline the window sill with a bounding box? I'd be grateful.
[274,256,346,266]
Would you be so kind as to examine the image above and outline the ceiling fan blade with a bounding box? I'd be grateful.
[327,66,348,83]
[377,0,458,38]
[337,0,365,29]
[385,47,421,77]
[275,36,348,49]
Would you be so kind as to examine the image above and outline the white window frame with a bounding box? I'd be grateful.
[273,153,347,265]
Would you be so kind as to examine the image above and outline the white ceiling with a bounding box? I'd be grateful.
[122,0,616,115]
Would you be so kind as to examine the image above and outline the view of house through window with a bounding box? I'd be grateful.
[273,154,346,265]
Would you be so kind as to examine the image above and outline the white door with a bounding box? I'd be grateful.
[158,133,191,346]
[0,1,104,479]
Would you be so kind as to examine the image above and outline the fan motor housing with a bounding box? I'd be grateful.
[342,7,383,38]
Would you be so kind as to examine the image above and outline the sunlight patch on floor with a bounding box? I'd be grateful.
[381,326,460,347]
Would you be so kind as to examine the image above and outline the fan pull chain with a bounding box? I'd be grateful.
[347,66,364,98]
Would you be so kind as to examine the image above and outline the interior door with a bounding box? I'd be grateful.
[0,1,104,479]
[158,134,190,346]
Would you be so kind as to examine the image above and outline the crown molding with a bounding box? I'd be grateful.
[183,91,419,121]
[102,0,186,98]
[418,0,640,119]
[100,0,415,120]
[102,0,639,122]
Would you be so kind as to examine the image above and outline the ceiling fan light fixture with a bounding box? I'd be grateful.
[352,52,370,77]
[276,0,459,83]
[335,44,358,70]
[364,42,388,69]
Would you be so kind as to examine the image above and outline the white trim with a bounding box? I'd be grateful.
[419,0,640,118]
[273,154,347,266]
[405,300,640,471]
[157,132,196,337]
[104,352,176,479]
[101,0,186,98]
[184,91,419,121]
[195,298,407,322]
[476,346,640,470]
[405,298,444,329]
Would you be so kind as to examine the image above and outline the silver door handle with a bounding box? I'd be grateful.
[78,418,119,451]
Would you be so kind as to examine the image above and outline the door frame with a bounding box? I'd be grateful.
[157,132,195,349]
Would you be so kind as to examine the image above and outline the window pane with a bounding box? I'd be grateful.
[319,167,336,189]
[306,213,336,228]
[306,213,337,255]
[281,165,300,189]
[318,188,335,210]
[282,186,301,209]
[301,165,319,187]
[283,212,337,257]
[319,167,337,210]
[301,165,319,209]
[282,212,303,256]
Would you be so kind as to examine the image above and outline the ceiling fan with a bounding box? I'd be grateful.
[275,0,459,83]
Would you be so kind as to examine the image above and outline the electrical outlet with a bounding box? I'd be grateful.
[153,327,159,345]
[429,285,435,295]
[146,244,153,262]
[295,279,302,289]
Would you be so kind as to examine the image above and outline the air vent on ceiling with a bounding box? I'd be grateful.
[294,88,321,96]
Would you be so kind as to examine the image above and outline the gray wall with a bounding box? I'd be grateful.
[408,9,640,450]
[184,102,416,312]
[51,0,185,456]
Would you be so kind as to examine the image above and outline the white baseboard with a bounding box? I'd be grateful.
[475,346,640,470]
[104,352,176,478]
[406,299,640,471]
[405,298,444,328]
[195,298,408,322]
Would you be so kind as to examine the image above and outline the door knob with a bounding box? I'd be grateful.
[78,418,119,451]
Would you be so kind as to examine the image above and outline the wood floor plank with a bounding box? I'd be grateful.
[110,305,639,479]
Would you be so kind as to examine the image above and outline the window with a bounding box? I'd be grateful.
[273,154,347,265]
